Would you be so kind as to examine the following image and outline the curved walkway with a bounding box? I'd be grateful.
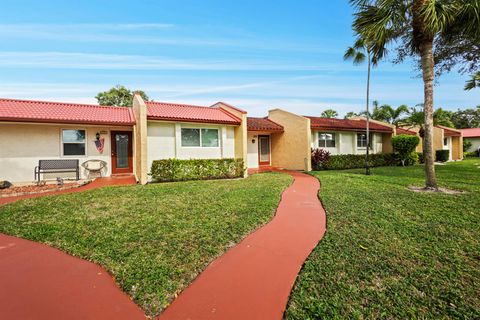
[0,233,145,320]
[159,171,327,320]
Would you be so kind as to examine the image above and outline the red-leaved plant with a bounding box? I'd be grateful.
[311,148,331,170]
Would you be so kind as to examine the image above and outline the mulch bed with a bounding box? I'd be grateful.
[0,182,89,198]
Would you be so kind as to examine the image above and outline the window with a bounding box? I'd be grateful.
[357,133,372,148]
[443,138,448,147]
[181,128,219,147]
[318,133,335,148]
[62,129,86,156]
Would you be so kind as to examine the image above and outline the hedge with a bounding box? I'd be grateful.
[150,158,245,182]
[435,150,450,162]
[321,153,397,170]
[465,151,479,158]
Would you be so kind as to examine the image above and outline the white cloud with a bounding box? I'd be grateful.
[0,51,373,71]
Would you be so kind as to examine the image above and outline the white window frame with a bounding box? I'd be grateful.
[443,137,449,148]
[61,128,87,157]
[357,132,372,149]
[180,127,220,148]
[318,132,336,148]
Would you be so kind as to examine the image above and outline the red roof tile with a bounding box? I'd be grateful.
[0,98,135,125]
[247,117,284,132]
[307,117,392,133]
[396,127,417,135]
[436,125,461,137]
[460,128,480,138]
[146,101,241,125]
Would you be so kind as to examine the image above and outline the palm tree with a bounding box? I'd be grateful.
[375,104,409,125]
[344,37,376,175]
[320,109,339,118]
[350,0,480,190]
[465,72,480,90]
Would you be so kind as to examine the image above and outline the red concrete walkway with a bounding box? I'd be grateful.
[0,233,145,320]
[159,171,326,320]
[0,175,136,205]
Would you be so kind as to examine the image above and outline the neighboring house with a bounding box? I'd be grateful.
[0,95,249,184]
[461,128,480,153]
[0,98,136,182]
[400,125,463,161]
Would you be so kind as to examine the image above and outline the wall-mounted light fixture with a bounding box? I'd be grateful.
[96,132,101,141]
[252,139,256,144]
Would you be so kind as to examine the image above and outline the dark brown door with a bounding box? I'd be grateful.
[111,131,133,174]
[258,135,270,166]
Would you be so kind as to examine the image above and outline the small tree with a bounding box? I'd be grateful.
[392,135,420,166]
[96,85,149,107]
[463,139,472,153]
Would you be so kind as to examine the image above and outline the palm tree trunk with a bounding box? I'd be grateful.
[420,40,438,189]
[365,51,371,175]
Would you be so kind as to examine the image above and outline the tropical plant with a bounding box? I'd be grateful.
[345,111,360,119]
[96,85,149,107]
[311,148,331,170]
[320,109,339,118]
[350,0,480,189]
[344,37,375,175]
[465,72,480,90]
[403,105,454,128]
[463,139,472,153]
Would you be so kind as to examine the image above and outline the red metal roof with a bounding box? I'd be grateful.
[460,128,480,138]
[146,101,241,125]
[436,125,461,137]
[0,98,135,126]
[247,117,284,132]
[396,127,417,135]
[307,117,393,133]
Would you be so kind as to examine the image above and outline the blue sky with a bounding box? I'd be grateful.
[0,0,478,117]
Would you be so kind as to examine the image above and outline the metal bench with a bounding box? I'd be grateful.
[34,159,80,182]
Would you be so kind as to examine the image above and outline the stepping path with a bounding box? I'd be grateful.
[159,171,327,320]
[0,176,136,205]
[0,233,145,320]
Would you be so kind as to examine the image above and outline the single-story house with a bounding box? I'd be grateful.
[0,95,251,184]
[0,95,465,184]
[461,128,480,153]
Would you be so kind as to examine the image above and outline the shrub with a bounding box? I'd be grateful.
[320,153,397,170]
[391,134,420,166]
[417,152,424,164]
[465,151,479,158]
[311,148,331,170]
[463,139,472,152]
[150,158,244,182]
[436,150,450,162]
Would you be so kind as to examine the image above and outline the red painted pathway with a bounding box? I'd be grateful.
[159,171,327,320]
[0,233,146,320]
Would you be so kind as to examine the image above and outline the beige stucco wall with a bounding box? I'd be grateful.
[132,94,148,184]
[146,121,236,172]
[267,109,311,171]
[212,103,248,176]
[0,122,131,183]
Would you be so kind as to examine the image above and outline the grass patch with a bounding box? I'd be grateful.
[0,173,292,317]
[286,159,480,319]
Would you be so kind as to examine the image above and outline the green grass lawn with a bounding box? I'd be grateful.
[286,159,480,319]
[0,173,292,317]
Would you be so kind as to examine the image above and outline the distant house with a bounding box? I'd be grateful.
[398,125,463,161]
[461,128,480,152]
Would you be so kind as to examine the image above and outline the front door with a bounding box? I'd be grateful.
[111,131,133,174]
[258,135,270,166]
